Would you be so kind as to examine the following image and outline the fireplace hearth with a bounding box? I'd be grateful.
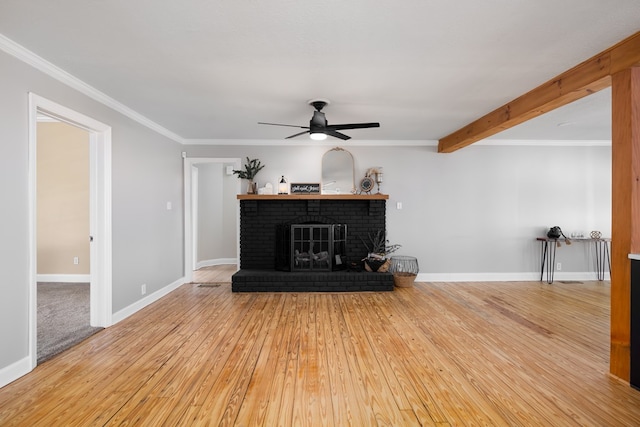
[232,194,393,292]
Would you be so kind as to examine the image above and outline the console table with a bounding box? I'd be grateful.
[537,237,611,284]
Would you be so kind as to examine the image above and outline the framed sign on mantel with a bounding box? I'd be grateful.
[290,183,321,194]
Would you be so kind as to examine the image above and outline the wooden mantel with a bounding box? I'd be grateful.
[237,194,389,200]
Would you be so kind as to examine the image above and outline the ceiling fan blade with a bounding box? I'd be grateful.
[328,122,380,131]
[258,122,310,129]
[325,130,351,140]
[285,130,311,139]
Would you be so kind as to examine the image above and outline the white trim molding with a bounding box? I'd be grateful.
[36,274,91,283]
[183,139,438,147]
[195,258,238,270]
[416,271,610,282]
[183,157,242,283]
[0,33,183,145]
[29,93,113,371]
[0,356,32,389]
[112,277,186,325]
[183,138,612,147]
[478,139,611,147]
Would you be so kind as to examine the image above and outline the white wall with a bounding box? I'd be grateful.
[0,48,185,377]
[185,142,611,280]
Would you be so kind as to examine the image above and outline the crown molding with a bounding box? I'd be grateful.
[478,139,611,147]
[183,138,611,147]
[0,33,184,144]
[183,138,439,146]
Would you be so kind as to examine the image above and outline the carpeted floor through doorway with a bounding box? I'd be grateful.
[37,282,103,364]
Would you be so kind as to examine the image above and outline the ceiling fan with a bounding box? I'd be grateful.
[258,99,380,140]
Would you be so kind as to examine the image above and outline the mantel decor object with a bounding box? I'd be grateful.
[322,147,355,194]
[233,157,265,194]
[291,183,321,194]
[278,176,289,194]
[365,167,384,194]
[359,176,374,194]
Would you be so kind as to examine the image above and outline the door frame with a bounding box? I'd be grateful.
[183,157,241,282]
[28,93,112,368]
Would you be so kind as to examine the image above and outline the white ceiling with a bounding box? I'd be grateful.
[1,0,638,143]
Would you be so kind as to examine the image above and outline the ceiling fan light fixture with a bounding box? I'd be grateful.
[310,132,327,141]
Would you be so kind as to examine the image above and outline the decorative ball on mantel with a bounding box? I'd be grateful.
[590,230,602,239]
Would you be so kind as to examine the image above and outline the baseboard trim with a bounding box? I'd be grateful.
[196,258,237,270]
[112,276,186,325]
[37,274,91,283]
[0,356,31,389]
[416,271,610,282]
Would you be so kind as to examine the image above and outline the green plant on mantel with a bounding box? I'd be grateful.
[232,157,265,180]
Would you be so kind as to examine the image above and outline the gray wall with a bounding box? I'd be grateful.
[195,163,237,263]
[111,121,183,310]
[0,49,184,370]
[185,143,611,278]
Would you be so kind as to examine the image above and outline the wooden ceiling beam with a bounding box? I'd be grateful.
[438,31,640,153]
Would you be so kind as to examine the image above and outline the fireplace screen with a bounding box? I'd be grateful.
[291,224,346,271]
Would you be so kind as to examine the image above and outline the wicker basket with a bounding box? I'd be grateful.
[389,256,419,288]
[393,272,417,288]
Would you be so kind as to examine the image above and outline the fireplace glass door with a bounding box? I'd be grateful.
[291,225,331,271]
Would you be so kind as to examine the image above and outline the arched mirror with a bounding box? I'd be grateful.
[321,147,355,194]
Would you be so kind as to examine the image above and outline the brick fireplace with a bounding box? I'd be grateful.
[231,194,393,292]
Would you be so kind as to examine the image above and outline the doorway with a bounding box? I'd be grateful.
[28,93,112,368]
[183,157,241,283]
[36,117,99,363]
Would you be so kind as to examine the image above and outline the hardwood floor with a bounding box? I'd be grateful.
[1,266,639,426]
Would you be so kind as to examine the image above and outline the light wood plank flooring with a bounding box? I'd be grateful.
[1,266,639,426]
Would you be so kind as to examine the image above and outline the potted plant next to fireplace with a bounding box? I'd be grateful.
[361,229,401,272]
[232,157,265,194]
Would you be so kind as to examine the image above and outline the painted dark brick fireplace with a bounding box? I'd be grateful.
[232,194,393,292]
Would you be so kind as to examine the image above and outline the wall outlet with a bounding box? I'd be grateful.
[556,262,562,271]
[141,284,146,295]
[73,256,79,265]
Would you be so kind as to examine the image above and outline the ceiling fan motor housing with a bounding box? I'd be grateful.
[311,110,327,129]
